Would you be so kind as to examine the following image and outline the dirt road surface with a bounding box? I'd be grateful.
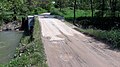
[38,15,120,67]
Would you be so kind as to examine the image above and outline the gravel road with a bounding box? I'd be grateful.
[38,15,120,67]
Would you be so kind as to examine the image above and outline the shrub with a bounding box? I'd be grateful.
[50,8,63,16]
[79,29,120,49]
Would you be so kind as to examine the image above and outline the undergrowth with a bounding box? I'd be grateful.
[78,28,120,49]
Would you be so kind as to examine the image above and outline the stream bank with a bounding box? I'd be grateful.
[0,21,21,31]
[0,17,47,67]
[0,21,23,63]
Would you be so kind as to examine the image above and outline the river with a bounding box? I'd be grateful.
[0,31,23,64]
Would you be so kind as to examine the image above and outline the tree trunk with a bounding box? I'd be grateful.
[113,0,117,17]
[73,0,76,25]
[90,0,94,17]
[110,0,117,17]
[59,1,62,11]
[12,0,17,21]
[102,0,105,17]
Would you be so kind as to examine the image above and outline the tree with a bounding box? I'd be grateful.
[110,0,117,17]
[73,0,76,25]
[102,0,105,17]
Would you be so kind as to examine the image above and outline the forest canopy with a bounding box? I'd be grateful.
[0,0,120,24]
[0,0,52,24]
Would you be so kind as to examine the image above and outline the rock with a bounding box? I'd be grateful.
[1,21,21,31]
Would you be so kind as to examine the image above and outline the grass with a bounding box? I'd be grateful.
[50,8,92,20]
[0,17,48,67]
[63,9,92,18]
[76,28,120,49]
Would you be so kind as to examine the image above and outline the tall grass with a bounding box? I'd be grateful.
[78,29,120,49]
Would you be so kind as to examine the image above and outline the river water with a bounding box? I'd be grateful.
[0,31,23,64]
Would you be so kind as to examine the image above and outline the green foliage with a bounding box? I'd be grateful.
[51,8,91,19]
[32,7,47,15]
[79,29,120,48]
[50,8,63,16]
[0,0,52,24]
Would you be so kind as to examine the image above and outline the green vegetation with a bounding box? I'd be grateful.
[53,0,120,17]
[51,0,120,49]
[0,18,47,67]
[0,0,52,24]
[53,0,120,29]
[51,8,91,19]
[76,28,120,49]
